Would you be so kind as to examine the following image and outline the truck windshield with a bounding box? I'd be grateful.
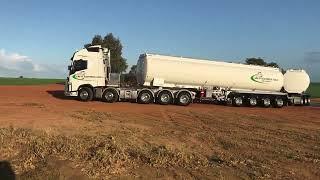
[70,60,87,74]
[86,47,100,52]
[70,52,76,60]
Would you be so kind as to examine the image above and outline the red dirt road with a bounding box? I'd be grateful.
[0,84,319,179]
[0,84,320,129]
[0,84,318,133]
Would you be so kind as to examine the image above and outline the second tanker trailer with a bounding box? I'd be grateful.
[65,45,311,107]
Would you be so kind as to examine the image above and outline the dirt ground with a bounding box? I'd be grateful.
[0,84,319,179]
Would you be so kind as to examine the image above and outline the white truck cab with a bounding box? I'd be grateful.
[65,45,118,98]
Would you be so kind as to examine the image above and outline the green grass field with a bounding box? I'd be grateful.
[0,77,64,85]
[307,83,320,98]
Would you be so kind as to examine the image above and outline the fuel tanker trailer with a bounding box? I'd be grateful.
[65,45,310,107]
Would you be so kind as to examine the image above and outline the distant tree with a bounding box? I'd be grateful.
[102,33,128,73]
[267,62,280,68]
[84,43,91,48]
[91,35,103,45]
[129,65,137,75]
[19,76,23,78]
[245,57,284,73]
[86,33,128,73]
[245,58,267,66]
[267,62,285,74]
[121,65,138,86]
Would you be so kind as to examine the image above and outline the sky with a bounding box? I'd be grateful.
[0,0,319,81]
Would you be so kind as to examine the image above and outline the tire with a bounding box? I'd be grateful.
[261,97,271,107]
[274,97,284,108]
[225,98,233,106]
[176,91,192,106]
[102,89,119,103]
[304,97,311,106]
[78,87,93,101]
[232,96,243,107]
[288,98,294,106]
[248,97,258,107]
[157,91,173,105]
[138,90,154,104]
[300,98,304,105]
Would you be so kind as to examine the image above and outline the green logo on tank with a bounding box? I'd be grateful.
[251,73,264,83]
[251,72,277,84]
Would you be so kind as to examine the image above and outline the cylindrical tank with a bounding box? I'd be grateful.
[136,54,284,92]
[283,69,310,93]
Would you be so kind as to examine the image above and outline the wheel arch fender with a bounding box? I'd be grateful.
[78,84,94,91]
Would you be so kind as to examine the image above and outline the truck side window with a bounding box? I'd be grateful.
[73,59,87,72]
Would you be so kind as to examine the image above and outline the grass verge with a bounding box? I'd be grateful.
[307,83,320,98]
[0,77,64,85]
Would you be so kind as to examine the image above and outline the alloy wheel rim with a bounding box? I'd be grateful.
[180,95,189,104]
[161,94,170,103]
[235,97,242,106]
[250,98,257,106]
[264,99,271,106]
[105,92,114,101]
[80,91,88,99]
[276,98,284,106]
[141,93,151,102]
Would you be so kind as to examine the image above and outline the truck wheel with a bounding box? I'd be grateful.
[138,90,153,104]
[274,98,284,108]
[304,97,311,106]
[248,97,258,107]
[233,96,243,107]
[226,98,233,106]
[102,89,119,103]
[157,91,173,105]
[176,92,192,106]
[300,98,304,105]
[78,87,93,101]
[262,97,271,107]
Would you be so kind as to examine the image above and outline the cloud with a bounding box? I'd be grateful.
[0,49,66,78]
[304,51,320,64]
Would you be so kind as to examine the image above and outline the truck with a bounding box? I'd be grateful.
[65,45,311,108]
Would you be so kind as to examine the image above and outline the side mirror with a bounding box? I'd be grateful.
[68,65,71,70]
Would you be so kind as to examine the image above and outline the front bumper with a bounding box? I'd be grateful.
[64,80,78,97]
[64,91,78,97]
